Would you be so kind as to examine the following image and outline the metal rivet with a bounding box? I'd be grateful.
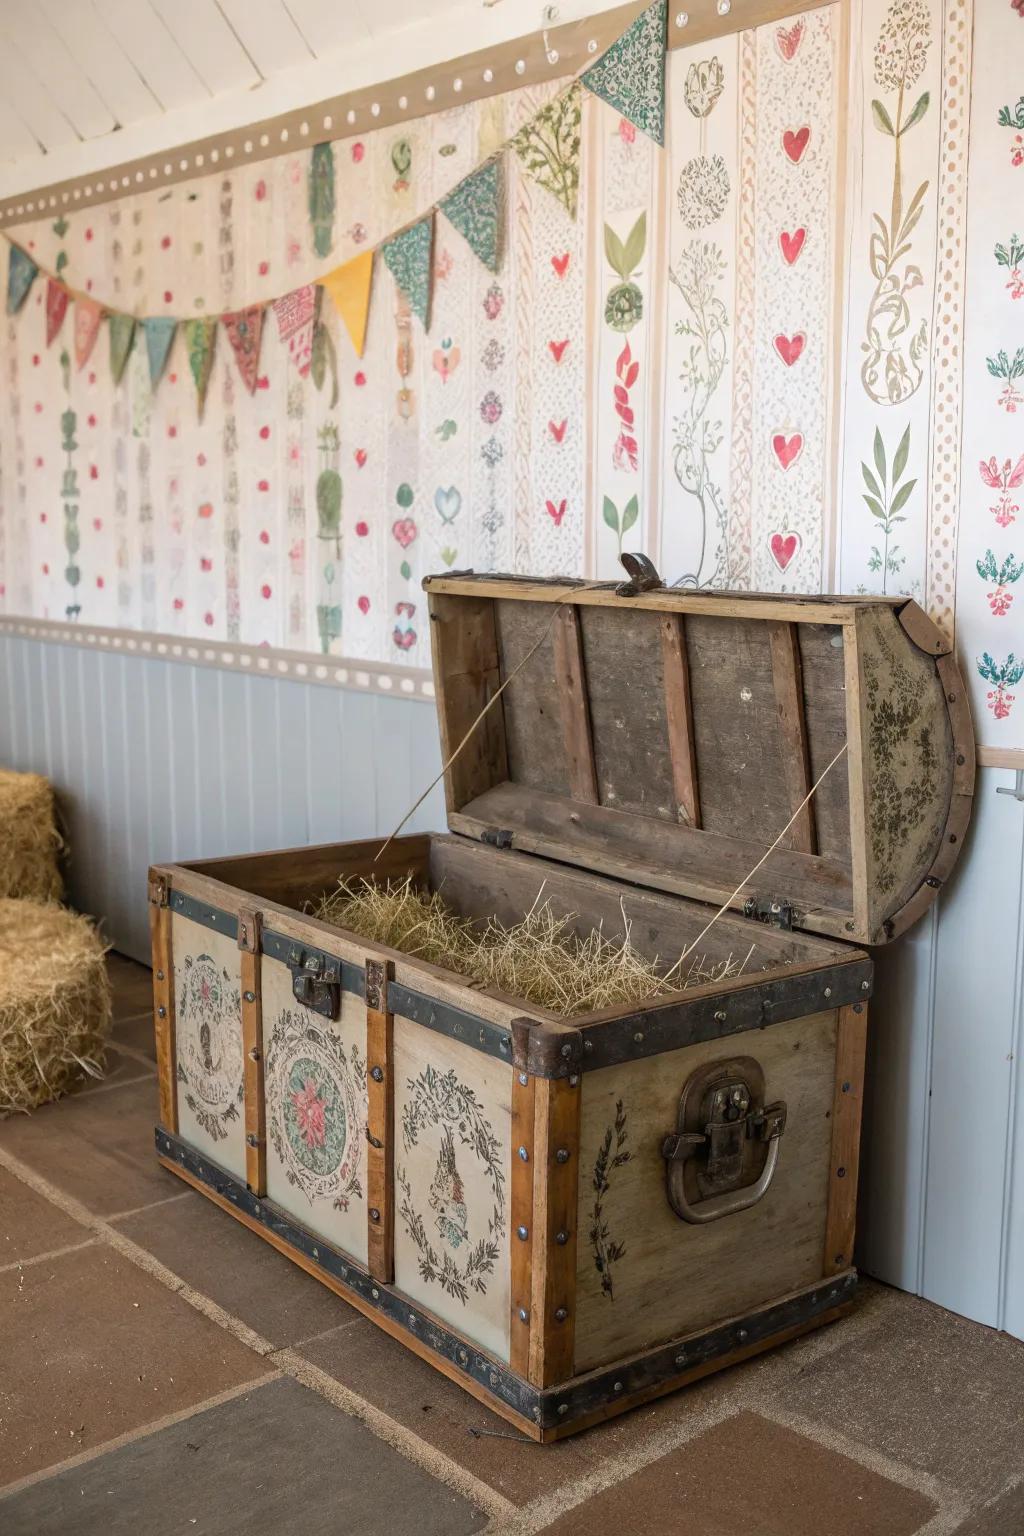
[675,9,688,24]
[560,1043,573,1058]
[853,1002,864,1014]
[675,1354,685,1367]
[458,1347,468,1364]
[613,1381,623,1393]
[835,1254,845,1266]
[371,1066,384,1083]
[518,1146,529,1162]
[846,922,856,932]
[584,1039,594,1052]
[248,1047,260,1062]
[861,980,870,991]
[714,1010,727,1022]
[409,1314,417,1327]
[158,1006,166,1019]
[518,1072,529,1086]
[956,754,965,766]
[244,990,255,1003]
[554,1307,568,1323]
[500,1036,510,1053]
[949,834,957,844]
[568,1073,579,1088]
[518,1307,529,1323]
[557,1403,569,1415]
[517,1224,529,1241]
[370,1207,380,1221]
[837,1166,847,1178]
[841,1081,851,1093]
[947,692,957,703]
[555,1148,570,1164]
[633,1031,644,1044]
[823,987,832,998]
[156,969,165,982]
[555,1230,569,1245]
[371,1287,379,1299]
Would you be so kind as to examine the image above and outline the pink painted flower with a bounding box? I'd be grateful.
[291,1078,327,1149]
[618,117,637,145]
[255,180,267,202]
[1012,133,1024,169]
[482,283,504,321]
[352,142,365,163]
[393,626,416,650]
[988,587,1015,616]
[479,390,502,425]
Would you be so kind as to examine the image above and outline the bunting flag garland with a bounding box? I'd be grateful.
[439,157,503,273]
[580,0,667,146]
[381,216,434,329]
[512,82,583,220]
[222,305,264,393]
[7,245,37,315]
[73,296,104,371]
[320,250,374,357]
[142,316,177,388]
[273,284,317,376]
[45,280,69,347]
[184,316,217,416]
[108,313,136,385]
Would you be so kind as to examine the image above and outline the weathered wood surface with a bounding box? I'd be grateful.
[430,592,508,814]
[183,835,432,911]
[768,621,816,855]
[239,909,266,1197]
[579,606,677,822]
[824,1003,868,1275]
[553,606,599,804]
[366,960,395,1284]
[494,598,568,799]
[660,613,701,828]
[149,888,178,1134]
[573,1010,837,1373]
[529,1074,581,1387]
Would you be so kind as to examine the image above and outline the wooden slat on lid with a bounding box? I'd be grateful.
[660,613,701,829]
[553,606,598,804]
[768,621,816,855]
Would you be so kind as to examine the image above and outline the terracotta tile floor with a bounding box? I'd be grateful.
[1,952,1022,1534]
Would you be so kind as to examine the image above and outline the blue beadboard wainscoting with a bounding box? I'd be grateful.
[2,632,1022,1344]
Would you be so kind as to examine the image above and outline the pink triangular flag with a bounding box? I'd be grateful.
[45,280,69,347]
[273,285,317,378]
[73,296,104,371]
[222,305,264,394]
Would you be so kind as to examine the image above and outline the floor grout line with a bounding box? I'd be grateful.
[71,1070,156,1098]
[106,1190,193,1223]
[107,1039,158,1070]
[0,1143,515,1525]
[0,1374,281,1502]
[0,1237,97,1275]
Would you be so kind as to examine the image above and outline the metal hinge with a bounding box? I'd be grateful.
[148,874,170,908]
[743,895,795,931]
[481,827,514,848]
[286,946,341,1020]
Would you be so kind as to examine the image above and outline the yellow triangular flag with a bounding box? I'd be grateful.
[320,250,373,358]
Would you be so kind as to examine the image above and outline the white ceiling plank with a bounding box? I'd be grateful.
[93,0,210,111]
[0,35,80,152]
[39,0,163,128]
[2,7,117,141]
[282,0,371,58]
[216,0,314,77]
[149,0,261,95]
[0,96,44,165]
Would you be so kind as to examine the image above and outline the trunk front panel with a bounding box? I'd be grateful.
[171,913,246,1182]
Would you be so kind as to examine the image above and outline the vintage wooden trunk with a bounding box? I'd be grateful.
[149,573,975,1440]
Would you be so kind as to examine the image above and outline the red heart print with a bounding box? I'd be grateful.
[355,448,367,467]
[772,433,804,471]
[357,595,370,615]
[545,498,567,526]
[549,419,567,443]
[551,252,570,278]
[780,228,806,265]
[775,19,804,61]
[392,518,417,548]
[769,531,801,571]
[773,332,806,367]
[548,339,569,363]
[782,127,810,163]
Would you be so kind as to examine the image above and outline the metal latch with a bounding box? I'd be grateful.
[481,827,514,848]
[743,895,795,931]
[662,1057,787,1224]
[615,550,663,596]
[286,946,341,1020]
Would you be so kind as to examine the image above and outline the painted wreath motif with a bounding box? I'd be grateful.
[265,1008,365,1210]
[397,1063,505,1305]
[175,953,243,1144]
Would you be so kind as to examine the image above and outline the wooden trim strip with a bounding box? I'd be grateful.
[660,613,701,828]
[365,958,396,1285]
[510,1021,537,1379]
[148,874,177,1135]
[239,908,266,1197]
[426,577,867,626]
[768,621,817,856]
[823,1003,869,1275]
[553,606,599,805]
[528,1075,581,1388]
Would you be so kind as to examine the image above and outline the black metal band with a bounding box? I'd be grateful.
[169,889,238,941]
[388,982,513,1064]
[262,927,364,998]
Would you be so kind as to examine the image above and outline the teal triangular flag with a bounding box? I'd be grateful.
[381,215,433,330]
[581,0,667,146]
[440,158,502,274]
[109,313,136,385]
[6,245,37,315]
[143,317,177,388]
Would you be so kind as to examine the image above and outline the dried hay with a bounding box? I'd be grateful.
[0,769,63,902]
[0,900,112,1116]
[315,876,752,1017]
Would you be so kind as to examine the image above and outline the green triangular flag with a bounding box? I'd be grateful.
[184,317,217,416]
[381,215,433,329]
[142,316,177,389]
[7,245,38,314]
[108,313,136,385]
[581,0,667,146]
[439,158,503,274]
[511,82,582,220]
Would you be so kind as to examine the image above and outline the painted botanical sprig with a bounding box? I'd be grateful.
[977,652,1024,720]
[987,347,1024,413]
[604,213,646,332]
[602,494,639,556]
[862,424,914,590]
[669,240,729,587]
[976,549,1023,615]
[862,0,932,406]
[612,340,639,472]
[980,454,1024,525]
[590,1099,632,1301]
[995,234,1024,301]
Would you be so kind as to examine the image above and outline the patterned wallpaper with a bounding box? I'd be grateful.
[0,1,1020,754]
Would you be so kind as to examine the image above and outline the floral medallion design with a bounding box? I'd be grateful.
[176,952,244,1144]
[397,1063,505,1305]
[590,1099,632,1301]
[266,1007,365,1210]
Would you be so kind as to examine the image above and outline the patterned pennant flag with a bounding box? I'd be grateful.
[580,0,667,146]
[6,245,37,314]
[142,317,177,388]
[222,305,264,394]
[320,251,374,357]
[73,296,104,371]
[273,285,317,376]
[512,82,583,220]
[45,280,69,347]
[380,217,433,330]
[308,143,335,260]
[184,317,217,416]
[439,158,503,273]
[109,313,136,384]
